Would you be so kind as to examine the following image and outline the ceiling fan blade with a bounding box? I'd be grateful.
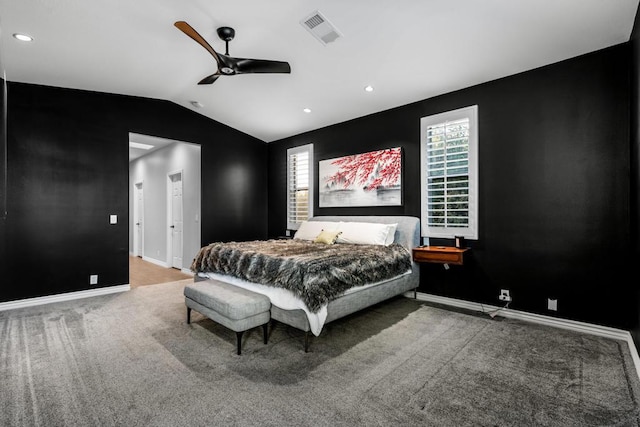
[174,21,222,66]
[234,58,291,74]
[198,73,220,85]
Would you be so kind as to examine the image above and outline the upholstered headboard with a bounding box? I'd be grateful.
[308,215,420,252]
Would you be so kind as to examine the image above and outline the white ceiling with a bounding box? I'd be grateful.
[128,132,177,162]
[1,0,638,143]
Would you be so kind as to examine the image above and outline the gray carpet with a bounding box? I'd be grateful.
[1,279,639,426]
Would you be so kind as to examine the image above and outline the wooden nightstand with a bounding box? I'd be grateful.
[412,246,469,265]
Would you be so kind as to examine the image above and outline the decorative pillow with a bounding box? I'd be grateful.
[384,223,398,245]
[336,221,394,246]
[314,230,342,245]
[293,221,339,241]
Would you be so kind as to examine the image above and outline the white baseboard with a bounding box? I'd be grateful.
[142,256,168,268]
[134,254,192,274]
[0,284,130,312]
[406,291,640,382]
[142,258,193,275]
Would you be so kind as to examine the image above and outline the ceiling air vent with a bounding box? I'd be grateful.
[300,10,342,45]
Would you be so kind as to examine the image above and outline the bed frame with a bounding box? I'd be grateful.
[270,215,420,351]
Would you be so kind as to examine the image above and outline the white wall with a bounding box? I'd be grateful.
[129,140,201,271]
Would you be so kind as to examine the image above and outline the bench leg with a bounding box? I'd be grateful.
[236,331,244,355]
[262,323,268,344]
[187,307,192,324]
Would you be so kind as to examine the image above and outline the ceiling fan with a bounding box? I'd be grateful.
[174,21,291,85]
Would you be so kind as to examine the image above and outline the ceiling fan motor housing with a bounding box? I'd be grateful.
[217,27,235,42]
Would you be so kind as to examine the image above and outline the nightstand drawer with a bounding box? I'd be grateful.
[412,246,468,265]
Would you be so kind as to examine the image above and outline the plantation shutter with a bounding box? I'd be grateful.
[287,144,314,230]
[420,106,478,240]
[426,117,470,228]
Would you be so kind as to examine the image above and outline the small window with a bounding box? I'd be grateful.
[420,105,478,240]
[287,144,314,230]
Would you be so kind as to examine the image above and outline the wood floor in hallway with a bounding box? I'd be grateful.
[129,255,192,288]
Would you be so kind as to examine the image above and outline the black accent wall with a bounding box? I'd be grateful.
[1,82,267,302]
[268,44,635,332]
[0,78,6,283]
[631,12,640,347]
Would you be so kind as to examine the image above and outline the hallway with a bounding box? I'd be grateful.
[129,255,192,288]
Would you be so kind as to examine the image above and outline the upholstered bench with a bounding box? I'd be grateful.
[184,280,271,355]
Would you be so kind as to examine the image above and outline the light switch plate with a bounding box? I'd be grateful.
[110,214,117,224]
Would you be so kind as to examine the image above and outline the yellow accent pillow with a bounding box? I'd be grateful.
[314,230,342,245]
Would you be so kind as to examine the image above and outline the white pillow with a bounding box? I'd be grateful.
[293,221,339,241]
[336,221,394,246]
[384,223,398,245]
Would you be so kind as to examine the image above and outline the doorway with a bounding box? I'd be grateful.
[129,133,201,287]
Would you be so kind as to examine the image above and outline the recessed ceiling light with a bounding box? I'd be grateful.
[364,85,374,92]
[13,33,33,42]
[129,141,154,150]
[303,108,311,113]
[190,100,204,108]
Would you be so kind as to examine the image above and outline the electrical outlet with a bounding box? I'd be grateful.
[548,298,557,311]
[498,289,511,302]
[89,274,98,285]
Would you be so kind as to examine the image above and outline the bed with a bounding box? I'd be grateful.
[190,215,420,350]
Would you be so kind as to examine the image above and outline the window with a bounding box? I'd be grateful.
[287,144,314,230]
[420,105,478,240]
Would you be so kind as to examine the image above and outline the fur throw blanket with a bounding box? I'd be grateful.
[190,239,412,313]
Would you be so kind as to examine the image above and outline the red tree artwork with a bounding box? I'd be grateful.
[324,147,401,191]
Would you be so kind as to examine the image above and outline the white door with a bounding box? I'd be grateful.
[169,173,183,269]
[134,182,144,257]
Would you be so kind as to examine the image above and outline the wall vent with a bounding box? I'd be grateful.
[300,10,342,45]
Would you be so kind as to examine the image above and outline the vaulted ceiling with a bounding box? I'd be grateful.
[1,0,638,143]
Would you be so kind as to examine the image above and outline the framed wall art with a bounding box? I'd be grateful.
[319,147,402,207]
